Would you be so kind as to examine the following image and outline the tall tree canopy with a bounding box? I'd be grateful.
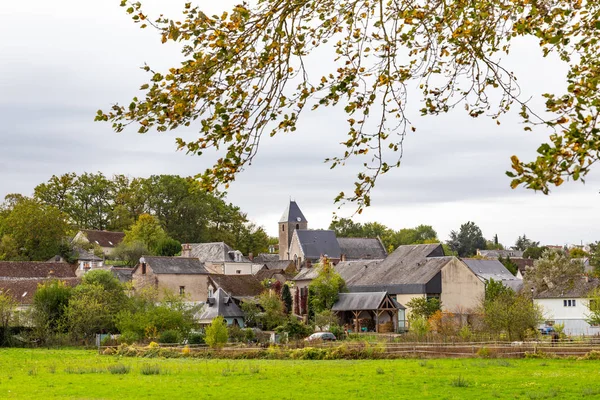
[99,0,600,211]
[447,221,487,257]
[525,249,584,294]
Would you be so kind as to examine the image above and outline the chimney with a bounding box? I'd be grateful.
[341,253,346,262]
[249,252,254,261]
[182,243,192,258]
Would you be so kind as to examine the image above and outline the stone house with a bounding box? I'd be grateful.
[197,288,246,327]
[132,256,210,302]
[181,242,263,275]
[72,230,125,257]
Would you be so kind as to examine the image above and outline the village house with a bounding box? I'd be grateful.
[534,277,600,336]
[0,261,79,312]
[181,242,263,275]
[207,274,264,303]
[197,288,246,327]
[132,256,210,302]
[72,230,125,257]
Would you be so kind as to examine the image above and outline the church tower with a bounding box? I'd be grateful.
[278,200,308,260]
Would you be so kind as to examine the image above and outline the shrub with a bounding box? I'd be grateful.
[119,331,141,345]
[154,238,182,256]
[477,346,497,359]
[329,324,346,340]
[159,330,180,344]
[410,316,429,339]
[187,332,205,345]
[108,364,131,374]
[244,328,256,343]
[205,316,228,348]
[459,325,473,342]
[276,318,313,341]
[140,364,161,375]
[228,325,245,343]
[578,350,600,360]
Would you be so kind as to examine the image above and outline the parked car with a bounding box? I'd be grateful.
[539,326,555,335]
[305,332,336,342]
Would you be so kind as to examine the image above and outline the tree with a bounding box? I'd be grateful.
[124,214,168,252]
[329,218,366,238]
[257,291,286,330]
[590,242,600,275]
[523,246,549,260]
[64,283,118,342]
[204,316,228,348]
[514,234,539,251]
[314,310,337,331]
[281,284,293,314]
[32,280,73,335]
[481,285,542,341]
[100,1,600,210]
[498,256,518,277]
[0,197,72,261]
[112,240,148,267]
[154,238,182,257]
[569,247,589,259]
[525,249,584,294]
[585,288,600,327]
[0,291,17,345]
[0,235,20,261]
[447,221,486,257]
[406,297,442,320]
[308,259,347,315]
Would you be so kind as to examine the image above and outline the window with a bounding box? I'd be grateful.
[564,299,576,307]
[208,288,213,298]
[296,224,299,229]
[179,286,185,296]
[141,264,146,275]
[236,270,241,274]
[282,225,285,232]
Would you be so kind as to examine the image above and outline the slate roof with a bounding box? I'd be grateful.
[334,259,382,286]
[337,238,387,260]
[0,262,77,279]
[478,249,524,259]
[279,201,307,223]
[111,267,134,283]
[332,292,404,311]
[253,253,280,263]
[0,278,80,305]
[80,230,125,248]
[254,269,290,283]
[140,256,209,275]
[535,277,600,299]
[295,230,342,260]
[262,260,295,271]
[209,275,264,298]
[293,266,321,281]
[462,259,523,292]
[186,242,249,263]
[513,258,534,275]
[197,288,245,321]
[346,244,451,293]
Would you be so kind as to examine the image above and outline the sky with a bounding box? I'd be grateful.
[1,1,599,247]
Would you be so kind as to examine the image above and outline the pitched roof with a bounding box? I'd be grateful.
[186,242,248,263]
[0,278,80,304]
[111,267,134,283]
[295,230,342,259]
[478,249,524,258]
[462,259,523,292]
[334,259,381,286]
[337,238,387,260]
[535,277,600,299]
[513,258,534,275]
[253,253,280,263]
[209,275,264,298]
[262,260,295,271]
[293,266,321,281]
[346,244,451,293]
[279,201,307,223]
[140,256,209,275]
[0,262,77,279]
[332,292,404,311]
[80,230,125,248]
[254,269,290,283]
[197,288,245,321]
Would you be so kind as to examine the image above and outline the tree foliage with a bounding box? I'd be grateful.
[498,256,518,276]
[257,290,286,330]
[204,315,229,348]
[308,259,347,315]
[525,249,584,294]
[281,284,293,314]
[513,234,539,251]
[32,280,73,334]
[447,221,486,257]
[406,297,442,320]
[99,0,600,210]
[523,245,549,260]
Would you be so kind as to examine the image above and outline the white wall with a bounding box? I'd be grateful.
[535,297,600,336]
[223,262,254,275]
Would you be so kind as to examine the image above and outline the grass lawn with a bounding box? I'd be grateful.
[1,349,600,399]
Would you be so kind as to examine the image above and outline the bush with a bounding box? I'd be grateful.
[276,318,313,341]
[476,346,497,359]
[187,332,205,345]
[159,330,180,344]
[154,238,182,257]
[410,316,429,339]
[228,325,245,343]
[108,364,131,374]
[578,350,600,360]
[119,331,141,345]
[140,364,161,375]
[329,324,346,340]
[205,316,228,348]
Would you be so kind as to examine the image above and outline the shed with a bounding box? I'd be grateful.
[332,292,405,333]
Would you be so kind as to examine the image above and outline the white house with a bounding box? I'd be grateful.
[534,277,600,336]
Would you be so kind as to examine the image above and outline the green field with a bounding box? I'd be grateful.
[1,349,600,399]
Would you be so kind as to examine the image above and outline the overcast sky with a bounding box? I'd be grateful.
[1,1,599,247]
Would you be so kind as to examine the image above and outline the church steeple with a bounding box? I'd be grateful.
[278,200,308,260]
